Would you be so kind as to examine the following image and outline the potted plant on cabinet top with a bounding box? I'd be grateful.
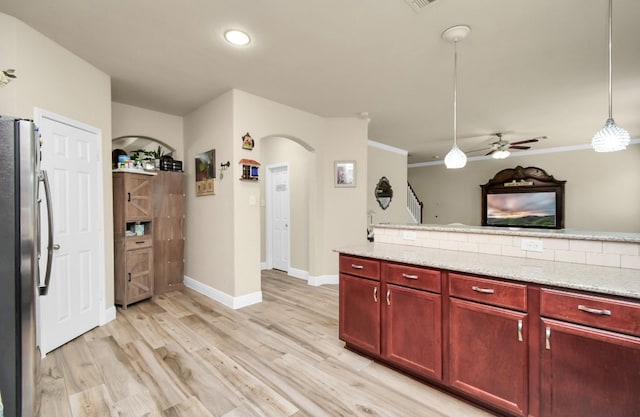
[131,145,165,170]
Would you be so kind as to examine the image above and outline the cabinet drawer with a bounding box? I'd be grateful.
[125,237,153,250]
[541,288,640,337]
[384,263,441,293]
[339,255,380,280]
[449,273,527,311]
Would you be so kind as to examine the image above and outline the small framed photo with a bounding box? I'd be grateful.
[334,160,356,187]
[195,149,216,196]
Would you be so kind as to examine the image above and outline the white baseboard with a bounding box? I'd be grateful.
[260,262,271,270]
[268,267,335,286]
[184,275,262,309]
[288,267,308,281]
[308,274,339,286]
[100,305,116,325]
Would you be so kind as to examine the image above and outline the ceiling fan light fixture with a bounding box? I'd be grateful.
[224,29,251,46]
[591,0,628,153]
[492,149,511,159]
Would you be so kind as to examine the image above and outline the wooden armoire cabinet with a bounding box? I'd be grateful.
[113,172,155,308]
[153,171,185,294]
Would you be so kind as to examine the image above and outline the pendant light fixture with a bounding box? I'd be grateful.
[442,25,470,169]
[591,0,630,152]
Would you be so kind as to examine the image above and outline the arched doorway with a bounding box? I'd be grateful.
[261,135,314,279]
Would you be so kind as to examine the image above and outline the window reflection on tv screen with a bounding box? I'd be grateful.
[487,192,556,227]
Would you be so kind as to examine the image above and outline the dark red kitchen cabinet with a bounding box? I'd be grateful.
[339,273,381,357]
[448,297,529,417]
[382,283,442,381]
[540,288,640,417]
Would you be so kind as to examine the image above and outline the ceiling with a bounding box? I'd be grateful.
[1,0,638,164]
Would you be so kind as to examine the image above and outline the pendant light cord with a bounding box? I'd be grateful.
[608,0,613,119]
[453,40,458,146]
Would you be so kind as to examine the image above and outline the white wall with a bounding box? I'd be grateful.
[0,14,114,306]
[112,102,184,160]
[183,89,368,302]
[367,141,413,225]
[183,90,235,296]
[408,146,640,232]
[0,14,17,114]
[319,118,369,275]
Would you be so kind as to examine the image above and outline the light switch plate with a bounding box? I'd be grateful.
[521,238,543,252]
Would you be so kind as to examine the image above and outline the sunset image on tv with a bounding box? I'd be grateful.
[487,192,556,227]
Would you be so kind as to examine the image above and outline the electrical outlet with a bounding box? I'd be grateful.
[403,230,417,241]
[521,238,543,252]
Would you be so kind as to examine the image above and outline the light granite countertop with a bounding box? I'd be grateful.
[374,223,640,243]
[336,242,640,300]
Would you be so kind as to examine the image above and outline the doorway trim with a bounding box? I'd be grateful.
[265,162,291,273]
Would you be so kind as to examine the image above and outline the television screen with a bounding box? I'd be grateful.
[486,192,556,227]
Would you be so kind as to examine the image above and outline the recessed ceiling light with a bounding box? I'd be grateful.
[224,30,251,46]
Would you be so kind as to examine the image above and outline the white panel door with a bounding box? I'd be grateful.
[38,113,102,355]
[270,166,290,271]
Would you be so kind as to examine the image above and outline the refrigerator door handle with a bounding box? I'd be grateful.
[39,169,55,296]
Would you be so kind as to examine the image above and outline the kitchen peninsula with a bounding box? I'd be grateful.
[337,224,640,417]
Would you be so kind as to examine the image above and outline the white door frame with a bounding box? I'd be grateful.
[265,163,290,271]
[34,108,107,353]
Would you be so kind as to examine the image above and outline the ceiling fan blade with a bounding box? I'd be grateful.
[509,145,531,150]
[485,149,496,156]
[509,138,538,145]
[510,135,547,145]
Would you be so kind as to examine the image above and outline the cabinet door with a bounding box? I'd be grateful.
[383,284,441,380]
[154,239,184,293]
[125,247,154,305]
[153,171,185,294]
[449,298,528,417]
[541,318,640,417]
[124,175,153,220]
[339,274,380,356]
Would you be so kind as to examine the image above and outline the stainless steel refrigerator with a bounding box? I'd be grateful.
[0,116,54,417]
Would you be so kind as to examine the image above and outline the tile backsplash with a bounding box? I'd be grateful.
[374,226,640,270]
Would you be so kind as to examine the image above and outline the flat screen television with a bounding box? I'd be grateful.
[486,191,557,228]
[481,166,565,229]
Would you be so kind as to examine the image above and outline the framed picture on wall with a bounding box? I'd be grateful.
[334,160,356,187]
[195,149,216,196]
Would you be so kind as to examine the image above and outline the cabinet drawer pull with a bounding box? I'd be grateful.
[472,286,495,294]
[578,304,612,316]
[545,327,551,350]
[128,272,132,282]
[127,192,131,202]
[351,264,364,270]
[135,240,145,244]
[517,319,523,342]
[386,289,391,306]
[402,273,419,280]
[373,287,378,303]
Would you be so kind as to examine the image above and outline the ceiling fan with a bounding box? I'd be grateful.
[470,133,547,159]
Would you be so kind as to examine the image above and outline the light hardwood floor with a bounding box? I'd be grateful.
[37,270,495,417]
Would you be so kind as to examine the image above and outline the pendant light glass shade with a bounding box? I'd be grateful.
[444,144,467,168]
[591,0,628,152]
[442,25,470,169]
[592,118,630,152]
